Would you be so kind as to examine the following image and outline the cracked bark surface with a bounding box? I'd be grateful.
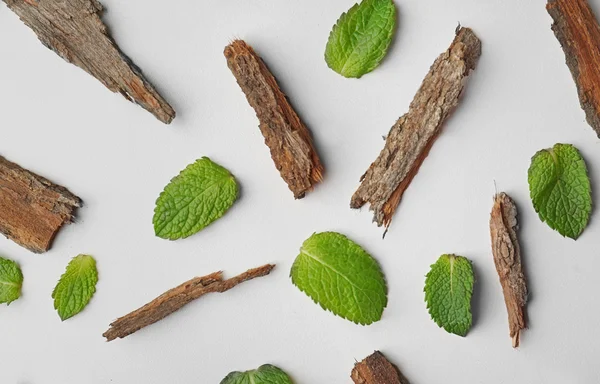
[103,264,275,341]
[351,351,409,384]
[350,27,481,230]
[548,0,600,138]
[490,192,528,348]
[3,0,175,124]
[224,40,324,199]
[0,155,81,253]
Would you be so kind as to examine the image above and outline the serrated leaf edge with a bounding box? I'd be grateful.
[290,232,387,326]
[52,255,98,321]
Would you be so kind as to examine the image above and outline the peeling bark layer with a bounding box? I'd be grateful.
[103,264,275,341]
[351,351,408,384]
[490,193,528,348]
[3,0,175,124]
[350,27,481,229]
[548,0,600,137]
[224,40,324,199]
[0,155,81,253]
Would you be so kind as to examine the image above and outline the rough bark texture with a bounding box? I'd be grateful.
[0,155,81,253]
[350,27,481,229]
[548,0,600,138]
[3,0,175,124]
[103,264,275,341]
[351,351,408,384]
[490,193,528,348]
[224,40,324,199]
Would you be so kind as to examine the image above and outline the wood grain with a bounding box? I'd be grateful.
[3,0,175,124]
[351,351,408,384]
[350,27,481,230]
[224,40,324,199]
[0,155,81,253]
[490,193,528,348]
[103,264,275,341]
[548,0,600,137]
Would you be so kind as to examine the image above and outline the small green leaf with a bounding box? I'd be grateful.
[528,143,592,239]
[0,256,23,305]
[221,364,293,384]
[424,254,474,337]
[52,255,98,321]
[290,232,387,325]
[325,0,396,78]
[153,157,238,240]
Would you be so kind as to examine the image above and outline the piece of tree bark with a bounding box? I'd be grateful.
[224,40,324,199]
[3,0,175,124]
[103,264,275,341]
[490,192,528,348]
[350,27,481,230]
[548,0,600,138]
[0,155,81,253]
[351,351,409,384]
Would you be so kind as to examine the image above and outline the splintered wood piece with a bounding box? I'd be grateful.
[103,264,275,341]
[351,351,408,384]
[0,155,81,253]
[224,40,324,199]
[490,193,528,348]
[3,0,175,124]
[350,27,481,229]
[548,0,600,138]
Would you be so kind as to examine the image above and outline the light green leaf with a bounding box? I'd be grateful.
[290,232,387,325]
[424,254,474,337]
[221,364,293,384]
[52,255,98,321]
[325,0,396,78]
[153,157,238,240]
[528,143,592,239]
[0,256,23,305]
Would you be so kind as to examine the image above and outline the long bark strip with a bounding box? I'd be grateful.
[103,264,275,341]
[548,0,600,138]
[3,0,175,124]
[350,27,481,229]
[490,193,528,348]
[351,351,408,384]
[224,40,324,199]
[0,155,81,253]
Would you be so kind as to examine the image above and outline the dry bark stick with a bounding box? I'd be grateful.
[490,192,528,348]
[548,0,600,138]
[0,155,81,253]
[350,27,481,230]
[224,40,324,199]
[103,264,275,341]
[351,351,408,384]
[3,0,175,124]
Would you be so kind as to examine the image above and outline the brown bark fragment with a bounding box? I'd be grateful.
[350,27,481,229]
[548,0,600,138]
[224,40,324,199]
[103,264,275,341]
[351,351,408,384]
[0,155,81,253]
[490,193,528,348]
[3,0,175,124]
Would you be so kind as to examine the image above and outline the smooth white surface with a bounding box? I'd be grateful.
[1,0,599,382]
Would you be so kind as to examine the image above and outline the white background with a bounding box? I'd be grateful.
[1,0,599,383]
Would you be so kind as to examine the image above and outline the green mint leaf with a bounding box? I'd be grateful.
[220,364,293,384]
[52,254,98,321]
[290,232,387,325]
[325,0,396,78]
[153,157,238,240]
[528,143,592,239]
[0,256,23,305]
[424,254,474,337]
